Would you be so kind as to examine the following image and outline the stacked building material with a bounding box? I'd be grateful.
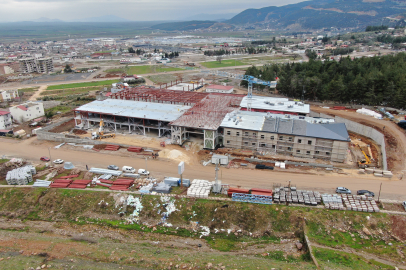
[127,147,143,152]
[187,179,213,198]
[164,177,180,187]
[89,168,122,176]
[32,180,52,187]
[322,194,345,210]
[250,188,273,196]
[227,187,250,197]
[105,145,120,151]
[341,194,379,212]
[60,175,78,179]
[6,166,36,185]
[69,179,91,189]
[139,183,153,194]
[100,179,114,184]
[152,182,172,194]
[232,193,272,205]
[99,174,113,180]
[273,188,321,206]
[109,178,134,191]
[97,183,111,188]
[50,179,72,188]
[122,173,140,179]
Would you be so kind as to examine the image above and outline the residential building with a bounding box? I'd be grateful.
[19,57,54,74]
[9,102,45,123]
[0,89,19,102]
[0,110,12,130]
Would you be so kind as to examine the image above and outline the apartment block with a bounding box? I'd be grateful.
[9,102,45,123]
[19,57,54,74]
[0,110,12,130]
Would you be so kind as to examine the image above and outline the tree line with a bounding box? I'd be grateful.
[204,47,269,56]
[243,53,406,109]
[366,25,388,32]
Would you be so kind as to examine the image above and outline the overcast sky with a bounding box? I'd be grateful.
[0,0,306,22]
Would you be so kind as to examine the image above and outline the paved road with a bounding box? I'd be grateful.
[1,137,405,201]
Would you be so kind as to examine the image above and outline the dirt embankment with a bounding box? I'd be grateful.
[311,106,406,173]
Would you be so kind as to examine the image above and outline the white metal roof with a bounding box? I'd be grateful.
[75,99,191,122]
[240,96,310,114]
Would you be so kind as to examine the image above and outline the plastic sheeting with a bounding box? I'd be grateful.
[89,168,122,176]
[64,162,75,169]
[356,108,382,119]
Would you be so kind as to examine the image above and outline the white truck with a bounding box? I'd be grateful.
[122,166,136,173]
[137,169,150,176]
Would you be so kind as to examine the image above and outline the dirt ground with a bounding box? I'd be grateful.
[312,106,406,173]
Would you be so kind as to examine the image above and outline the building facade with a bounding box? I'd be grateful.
[0,89,19,102]
[19,57,54,74]
[9,102,45,123]
[205,84,234,93]
[0,110,12,130]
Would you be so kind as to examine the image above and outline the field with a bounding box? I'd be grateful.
[41,86,100,97]
[127,65,184,74]
[46,80,120,90]
[200,59,246,68]
[200,55,295,68]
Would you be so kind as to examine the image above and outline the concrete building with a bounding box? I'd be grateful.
[221,111,349,162]
[240,96,310,116]
[205,84,234,93]
[9,102,45,123]
[0,110,12,130]
[0,89,19,102]
[19,57,54,74]
[0,63,15,75]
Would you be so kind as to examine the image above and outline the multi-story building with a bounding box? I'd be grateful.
[0,89,19,102]
[19,57,54,74]
[0,110,12,130]
[9,102,44,123]
[221,111,349,162]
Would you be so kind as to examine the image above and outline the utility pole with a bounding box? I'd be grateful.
[377,182,382,203]
[48,147,52,162]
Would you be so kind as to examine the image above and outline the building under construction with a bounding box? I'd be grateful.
[74,86,350,162]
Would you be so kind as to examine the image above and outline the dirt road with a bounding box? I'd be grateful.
[1,137,405,200]
[311,106,406,173]
[29,85,47,101]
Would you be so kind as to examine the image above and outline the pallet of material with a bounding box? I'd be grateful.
[105,145,120,151]
[60,175,79,179]
[100,179,114,184]
[127,147,143,152]
[97,183,111,188]
[69,184,87,189]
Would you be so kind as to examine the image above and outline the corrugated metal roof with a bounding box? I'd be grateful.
[240,96,310,114]
[75,99,191,122]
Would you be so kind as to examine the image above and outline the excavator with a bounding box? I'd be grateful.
[91,119,115,140]
[357,144,371,168]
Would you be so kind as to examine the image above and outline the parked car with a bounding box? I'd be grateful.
[357,190,375,197]
[122,166,136,173]
[53,159,64,164]
[336,187,351,194]
[107,165,119,170]
[402,201,406,212]
[138,169,150,176]
[40,156,50,162]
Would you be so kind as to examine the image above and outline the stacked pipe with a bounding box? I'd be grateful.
[50,179,72,188]
[60,175,78,179]
[109,178,134,191]
[250,188,273,197]
[105,145,120,151]
[127,147,143,153]
[69,179,91,189]
[227,187,250,198]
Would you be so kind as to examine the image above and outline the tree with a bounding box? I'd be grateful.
[216,55,222,64]
[128,47,135,54]
[64,64,72,73]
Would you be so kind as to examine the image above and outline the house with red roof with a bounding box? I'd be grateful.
[205,84,234,94]
[9,101,44,123]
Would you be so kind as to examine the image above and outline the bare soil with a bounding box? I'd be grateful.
[49,119,76,133]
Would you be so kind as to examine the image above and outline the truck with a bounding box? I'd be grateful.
[138,169,150,176]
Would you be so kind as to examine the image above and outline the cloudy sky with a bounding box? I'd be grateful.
[0,0,305,22]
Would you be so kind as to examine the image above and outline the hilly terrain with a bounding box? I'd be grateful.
[227,0,406,30]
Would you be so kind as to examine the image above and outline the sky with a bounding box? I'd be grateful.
[0,0,306,22]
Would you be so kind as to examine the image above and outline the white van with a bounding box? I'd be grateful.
[138,169,150,176]
[122,166,136,173]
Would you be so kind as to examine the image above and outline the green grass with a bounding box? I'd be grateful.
[0,159,9,164]
[17,87,39,93]
[42,86,100,96]
[126,65,183,75]
[201,59,246,68]
[45,105,72,115]
[47,80,120,90]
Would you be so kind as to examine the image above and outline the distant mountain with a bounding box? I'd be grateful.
[151,20,217,31]
[74,15,131,22]
[182,13,237,22]
[32,17,64,23]
[227,0,406,30]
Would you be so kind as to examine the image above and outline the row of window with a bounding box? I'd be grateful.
[226,130,314,145]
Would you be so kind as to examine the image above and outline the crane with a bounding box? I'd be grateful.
[201,69,277,111]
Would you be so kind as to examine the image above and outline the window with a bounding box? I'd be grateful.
[244,132,249,136]
[298,139,302,143]
[244,142,248,145]
[308,140,312,145]
[236,132,240,136]
[296,150,300,153]
[226,141,230,144]
[288,137,293,142]
[260,143,266,147]
[260,135,265,139]
[270,136,274,140]
[252,132,257,137]
[326,152,330,156]
[315,151,320,154]
[306,151,311,155]
[279,136,284,141]
[272,145,276,149]
[226,131,230,135]
[287,147,292,151]
[252,143,256,146]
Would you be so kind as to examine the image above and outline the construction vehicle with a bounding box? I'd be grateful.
[91,119,115,140]
[357,145,371,168]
